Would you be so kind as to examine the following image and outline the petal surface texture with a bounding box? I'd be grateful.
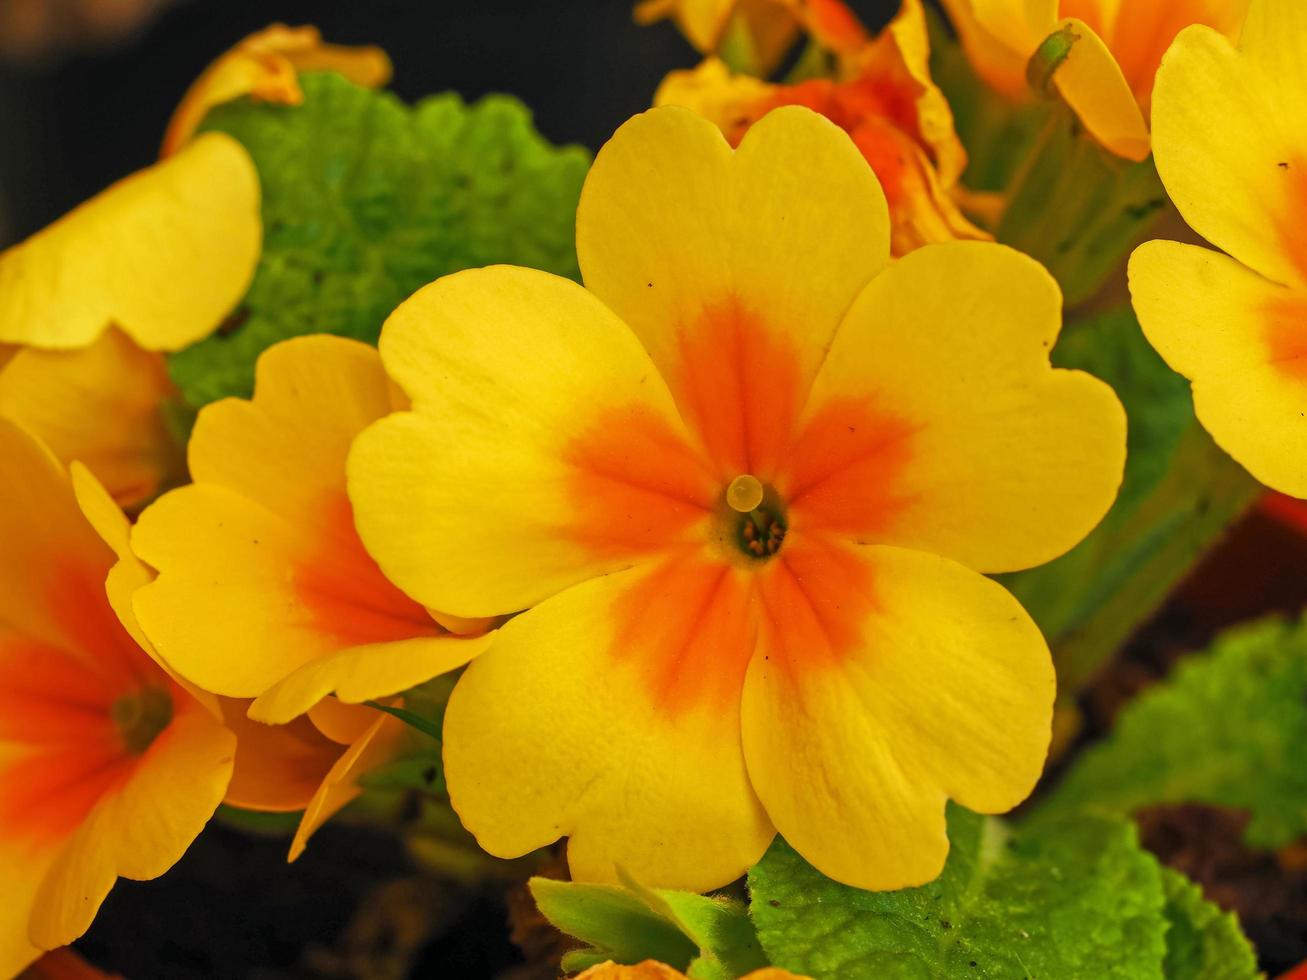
[576,106,889,417]
[133,336,470,710]
[442,563,774,891]
[741,543,1053,889]
[349,266,716,618]
[786,241,1125,573]
[0,133,260,351]
[0,329,179,509]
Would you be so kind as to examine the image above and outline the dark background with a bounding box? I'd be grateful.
[0,0,899,248]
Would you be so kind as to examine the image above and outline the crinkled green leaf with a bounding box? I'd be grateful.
[748,805,1168,979]
[172,71,589,406]
[1159,868,1258,980]
[530,877,766,979]
[1040,616,1307,849]
[1000,308,1260,693]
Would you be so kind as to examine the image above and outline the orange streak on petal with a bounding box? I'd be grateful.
[1264,290,1307,383]
[1276,158,1307,285]
[0,646,133,845]
[293,492,444,647]
[674,299,804,480]
[755,533,876,674]
[564,404,716,559]
[0,641,118,744]
[781,395,917,537]
[0,745,133,845]
[609,551,759,715]
[47,559,154,687]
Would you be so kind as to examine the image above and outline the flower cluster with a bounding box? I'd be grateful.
[0,0,1301,975]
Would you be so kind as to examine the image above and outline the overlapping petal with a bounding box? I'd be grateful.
[1130,0,1307,498]
[785,241,1126,573]
[0,133,260,352]
[1149,9,1307,288]
[741,542,1053,889]
[1131,242,1307,497]
[0,329,180,509]
[349,266,715,618]
[442,563,774,891]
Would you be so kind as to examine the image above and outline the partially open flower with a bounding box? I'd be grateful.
[656,0,985,254]
[0,420,234,975]
[1130,0,1307,497]
[0,132,260,352]
[349,106,1126,893]
[161,24,391,156]
[131,335,493,726]
[940,0,1249,160]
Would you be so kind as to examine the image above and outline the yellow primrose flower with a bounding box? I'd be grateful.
[1129,0,1307,498]
[635,0,867,76]
[0,420,234,976]
[0,329,181,509]
[348,106,1127,892]
[131,335,494,726]
[939,0,1249,160]
[0,132,260,352]
[161,24,392,157]
[656,0,986,255]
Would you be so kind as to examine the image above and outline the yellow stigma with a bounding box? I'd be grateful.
[726,474,764,513]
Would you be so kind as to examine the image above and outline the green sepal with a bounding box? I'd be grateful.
[530,875,767,978]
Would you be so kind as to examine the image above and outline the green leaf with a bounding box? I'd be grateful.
[362,699,439,739]
[748,806,1169,979]
[1000,308,1261,693]
[530,877,767,978]
[172,71,590,406]
[1159,868,1258,980]
[1039,616,1307,849]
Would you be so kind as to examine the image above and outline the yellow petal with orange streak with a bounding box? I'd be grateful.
[786,241,1125,574]
[26,701,233,950]
[442,562,774,892]
[349,265,714,619]
[741,543,1052,890]
[1130,240,1307,498]
[577,106,888,407]
[0,133,260,352]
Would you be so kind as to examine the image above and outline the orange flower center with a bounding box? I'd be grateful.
[562,301,919,716]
